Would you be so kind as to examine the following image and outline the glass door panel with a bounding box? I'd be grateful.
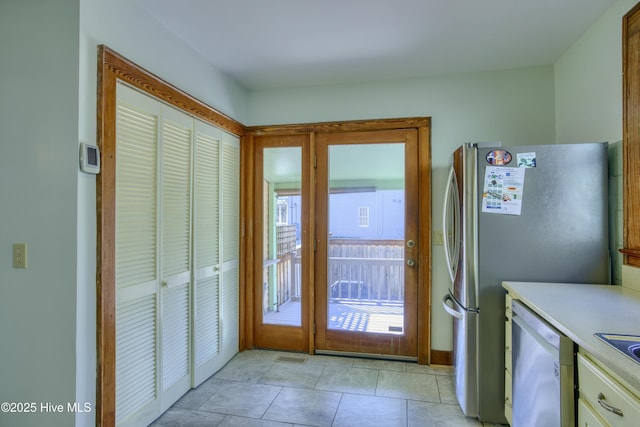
[327,143,405,335]
[262,146,302,327]
[253,133,310,352]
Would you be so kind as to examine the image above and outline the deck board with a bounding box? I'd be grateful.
[264,300,404,334]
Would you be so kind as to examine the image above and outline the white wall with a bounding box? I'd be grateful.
[554,0,637,286]
[248,66,556,350]
[0,1,80,426]
[555,0,635,145]
[80,0,249,125]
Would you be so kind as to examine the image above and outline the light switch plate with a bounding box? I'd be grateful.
[13,243,27,268]
[433,230,444,246]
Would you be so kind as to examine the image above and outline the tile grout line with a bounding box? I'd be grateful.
[311,364,327,392]
[330,391,345,427]
[258,384,285,423]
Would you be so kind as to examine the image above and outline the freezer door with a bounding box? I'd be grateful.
[475,142,610,286]
[442,293,479,417]
[443,144,479,309]
[443,165,461,284]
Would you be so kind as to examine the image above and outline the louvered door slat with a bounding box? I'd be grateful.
[161,116,192,279]
[221,267,239,349]
[195,276,219,365]
[116,102,158,289]
[195,130,220,267]
[222,139,240,263]
[116,294,157,424]
[220,134,240,355]
[192,122,221,382]
[162,283,190,390]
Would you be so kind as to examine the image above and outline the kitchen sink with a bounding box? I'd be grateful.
[595,333,640,364]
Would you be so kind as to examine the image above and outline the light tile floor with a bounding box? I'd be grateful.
[151,349,500,427]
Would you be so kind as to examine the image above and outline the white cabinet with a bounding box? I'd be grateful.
[577,350,640,427]
[504,293,513,425]
[578,398,608,427]
[503,282,640,427]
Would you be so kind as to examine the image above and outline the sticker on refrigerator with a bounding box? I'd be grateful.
[485,149,512,165]
[482,166,525,215]
[517,152,537,168]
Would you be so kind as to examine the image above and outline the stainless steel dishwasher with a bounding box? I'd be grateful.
[511,300,575,427]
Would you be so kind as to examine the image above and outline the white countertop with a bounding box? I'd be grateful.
[502,281,640,393]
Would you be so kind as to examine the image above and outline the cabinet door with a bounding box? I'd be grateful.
[578,352,640,427]
[578,398,609,427]
[504,370,513,424]
[504,293,513,425]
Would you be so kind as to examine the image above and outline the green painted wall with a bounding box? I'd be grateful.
[555,0,638,285]
[0,1,80,426]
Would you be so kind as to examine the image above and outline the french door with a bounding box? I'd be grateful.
[314,129,420,358]
[251,128,420,359]
[252,134,311,351]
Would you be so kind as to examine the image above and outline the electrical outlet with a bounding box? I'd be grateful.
[13,243,27,269]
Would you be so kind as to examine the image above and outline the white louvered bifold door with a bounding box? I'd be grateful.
[114,83,240,427]
[115,84,162,427]
[159,106,193,409]
[192,120,221,385]
[219,133,240,362]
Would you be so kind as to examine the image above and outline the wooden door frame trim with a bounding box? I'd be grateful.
[622,3,640,267]
[96,45,245,427]
[247,117,430,135]
[244,118,432,364]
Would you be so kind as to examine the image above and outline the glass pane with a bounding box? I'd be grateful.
[327,143,405,334]
[262,147,302,326]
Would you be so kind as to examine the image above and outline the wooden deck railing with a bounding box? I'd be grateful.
[280,240,405,307]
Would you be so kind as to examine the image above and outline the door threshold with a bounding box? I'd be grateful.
[315,349,418,362]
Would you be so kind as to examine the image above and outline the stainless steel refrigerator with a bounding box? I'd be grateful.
[441,142,610,423]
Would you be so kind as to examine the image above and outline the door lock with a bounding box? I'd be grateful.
[406,240,415,248]
[406,258,416,267]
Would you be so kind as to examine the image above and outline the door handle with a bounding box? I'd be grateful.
[406,258,416,267]
[597,393,624,417]
[442,294,464,319]
[442,165,459,284]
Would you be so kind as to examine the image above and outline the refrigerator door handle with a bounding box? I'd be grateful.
[442,165,460,284]
[442,293,464,319]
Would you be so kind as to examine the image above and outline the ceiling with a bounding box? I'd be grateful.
[134,0,616,90]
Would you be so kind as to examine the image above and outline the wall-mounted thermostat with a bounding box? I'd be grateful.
[80,143,100,174]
